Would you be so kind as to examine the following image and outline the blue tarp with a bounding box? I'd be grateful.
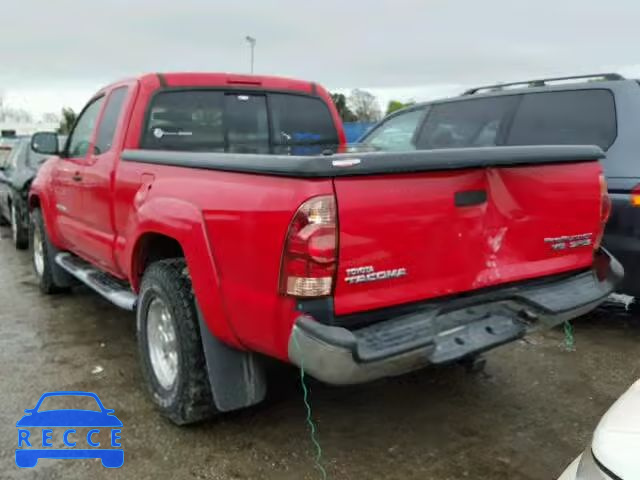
[343,122,375,143]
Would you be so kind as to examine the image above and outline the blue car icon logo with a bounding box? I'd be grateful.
[16,391,123,468]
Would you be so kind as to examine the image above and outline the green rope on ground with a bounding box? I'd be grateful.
[293,333,328,480]
[564,320,575,351]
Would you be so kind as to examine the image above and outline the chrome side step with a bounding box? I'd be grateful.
[55,253,137,311]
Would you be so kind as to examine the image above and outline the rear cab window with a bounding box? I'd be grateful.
[142,90,339,155]
[225,93,269,154]
[269,94,340,149]
[505,89,617,150]
[144,91,226,152]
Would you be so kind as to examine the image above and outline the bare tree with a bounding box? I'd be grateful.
[348,89,382,123]
[42,112,61,124]
[0,92,34,124]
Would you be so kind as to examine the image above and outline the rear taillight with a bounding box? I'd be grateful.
[280,195,337,297]
[631,184,640,207]
[595,174,611,249]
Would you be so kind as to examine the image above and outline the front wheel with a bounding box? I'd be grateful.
[30,209,71,294]
[137,258,216,425]
[11,202,28,250]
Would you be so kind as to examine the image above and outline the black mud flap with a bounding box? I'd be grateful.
[196,306,267,412]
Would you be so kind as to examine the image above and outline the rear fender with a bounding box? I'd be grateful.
[124,196,241,349]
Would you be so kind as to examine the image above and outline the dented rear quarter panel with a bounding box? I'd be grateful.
[114,158,333,359]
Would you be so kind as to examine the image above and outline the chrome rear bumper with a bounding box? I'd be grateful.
[288,250,623,385]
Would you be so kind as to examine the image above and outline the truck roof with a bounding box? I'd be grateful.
[99,72,324,97]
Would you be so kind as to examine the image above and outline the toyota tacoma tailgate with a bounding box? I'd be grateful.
[333,162,603,315]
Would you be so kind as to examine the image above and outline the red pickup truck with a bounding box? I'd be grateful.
[28,72,622,425]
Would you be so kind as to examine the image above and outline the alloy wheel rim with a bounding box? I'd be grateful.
[33,226,45,277]
[147,297,179,390]
[11,205,17,244]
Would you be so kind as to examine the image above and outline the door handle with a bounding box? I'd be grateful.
[455,190,487,207]
[72,173,83,182]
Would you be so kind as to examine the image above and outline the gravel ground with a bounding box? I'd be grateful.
[0,224,638,479]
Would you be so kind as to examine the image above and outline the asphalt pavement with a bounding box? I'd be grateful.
[1,224,638,479]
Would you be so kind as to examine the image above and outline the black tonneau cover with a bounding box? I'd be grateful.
[121,145,605,178]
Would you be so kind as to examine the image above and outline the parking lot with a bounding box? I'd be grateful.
[0,223,638,480]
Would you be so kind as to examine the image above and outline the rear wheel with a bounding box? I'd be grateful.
[30,208,71,294]
[11,202,28,250]
[137,258,216,425]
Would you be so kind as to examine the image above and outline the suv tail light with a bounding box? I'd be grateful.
[631,183,640,207]
[595,174,611,249]
[280,195,337,297]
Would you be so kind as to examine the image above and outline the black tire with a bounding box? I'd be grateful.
[30,208,72,294]
[137,258,216,425]
[11,201,28,250]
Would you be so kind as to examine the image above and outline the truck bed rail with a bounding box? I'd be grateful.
[121,145,605,178]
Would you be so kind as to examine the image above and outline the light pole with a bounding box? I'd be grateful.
[245,36,256,74]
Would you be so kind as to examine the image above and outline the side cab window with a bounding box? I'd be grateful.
[66,96,105,159]
[363,109,426,151]
[94,87,129,155]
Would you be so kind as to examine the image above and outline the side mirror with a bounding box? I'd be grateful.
[31,132,59,155]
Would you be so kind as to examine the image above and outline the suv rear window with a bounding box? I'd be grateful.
[415,96,518,149]
[506,89,616,150]
[142,90,338,154]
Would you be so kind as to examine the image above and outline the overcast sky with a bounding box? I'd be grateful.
[3,0,640,116]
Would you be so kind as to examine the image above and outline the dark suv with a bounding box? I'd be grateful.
[0,136,64,249]
[359,73,639,296]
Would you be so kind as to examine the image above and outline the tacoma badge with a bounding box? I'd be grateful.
[345,266,408,285]
[544,233,593,251]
